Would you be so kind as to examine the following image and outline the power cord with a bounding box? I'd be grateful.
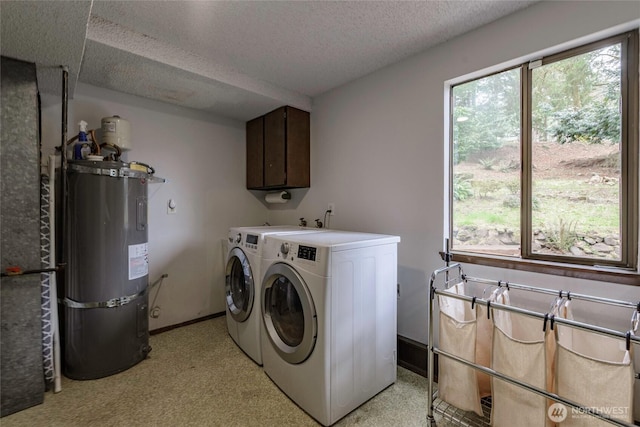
[150,273,168,318]
[323,209,332,229]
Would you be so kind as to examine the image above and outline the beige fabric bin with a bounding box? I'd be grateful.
[491,298,554,427]
[438,282,484,416]
[555,302,634,426]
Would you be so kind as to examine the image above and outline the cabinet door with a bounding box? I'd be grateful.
[285,107,310,188]
[246,116,264,189]
[264,107,286,187]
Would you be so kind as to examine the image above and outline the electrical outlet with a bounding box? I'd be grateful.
[328,203,335,215]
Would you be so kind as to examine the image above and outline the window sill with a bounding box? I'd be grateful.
[440,251,639,286]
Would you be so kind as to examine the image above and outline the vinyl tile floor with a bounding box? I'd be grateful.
[2,316,456,427]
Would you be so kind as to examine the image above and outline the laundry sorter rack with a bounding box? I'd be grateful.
[427,263,640,427]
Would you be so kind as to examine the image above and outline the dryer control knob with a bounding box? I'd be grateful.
[280,242,290,255]
[235,233,242,244]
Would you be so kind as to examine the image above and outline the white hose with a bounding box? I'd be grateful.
[48,155,62,393]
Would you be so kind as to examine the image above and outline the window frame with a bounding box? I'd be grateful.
[447,29,639,284]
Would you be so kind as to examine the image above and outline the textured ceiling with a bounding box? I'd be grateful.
[1,0,538,121]
[0,1,90,98]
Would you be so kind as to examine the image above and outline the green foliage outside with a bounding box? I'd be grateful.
[453,174,473,201]
[550,106,620,144]
[452,43,621,161]
[453,68,520,162]
[454,177,619,242]
[536,45,621,144]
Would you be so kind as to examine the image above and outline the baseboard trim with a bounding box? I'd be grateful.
[397,335,437,381]
[150,312,225,335]
[397,335,427,377]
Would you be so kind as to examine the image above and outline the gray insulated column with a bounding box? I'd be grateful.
[65,160,151,380]
[1,56,45,417]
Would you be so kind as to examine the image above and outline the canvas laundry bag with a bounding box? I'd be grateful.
[474,287,510,398]
[438,282,484,416]
[491,294,554,427]
[555,302,634,426]
[475,302,493,398]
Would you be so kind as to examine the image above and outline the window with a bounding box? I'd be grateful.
[450,30,638,270]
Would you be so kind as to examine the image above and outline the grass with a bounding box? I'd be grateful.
[454,177,619,235]
[456,208,519,228]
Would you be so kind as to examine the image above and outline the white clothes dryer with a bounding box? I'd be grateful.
[225,226,325,365]
[260,231,400,426]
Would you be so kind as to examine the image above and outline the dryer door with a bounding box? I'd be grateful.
[225,247,254,322]
[262,262,317,364]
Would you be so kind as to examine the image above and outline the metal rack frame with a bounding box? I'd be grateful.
[427,263,640,427]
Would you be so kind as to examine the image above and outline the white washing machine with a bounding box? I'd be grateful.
[225,226,325,365]
[260,231,400,426]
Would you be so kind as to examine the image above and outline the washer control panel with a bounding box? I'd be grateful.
[244,233,259,250]
[297,245,317,261]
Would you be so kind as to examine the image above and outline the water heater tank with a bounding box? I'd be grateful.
[101,115,132,151]
[64,160,152,379]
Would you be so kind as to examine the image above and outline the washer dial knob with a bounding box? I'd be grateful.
[280,242,290,255]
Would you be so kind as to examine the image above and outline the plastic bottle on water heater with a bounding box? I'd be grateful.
[74,120,91,160]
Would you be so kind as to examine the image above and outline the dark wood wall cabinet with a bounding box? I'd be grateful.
[246,106,310,190]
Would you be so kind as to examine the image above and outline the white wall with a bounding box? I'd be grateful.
[41,83,269,330]
[266,0,640,343]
